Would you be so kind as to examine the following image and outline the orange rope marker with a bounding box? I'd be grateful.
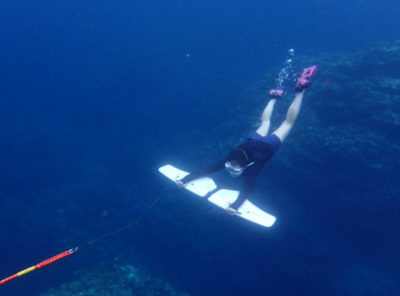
[0,248,78,285]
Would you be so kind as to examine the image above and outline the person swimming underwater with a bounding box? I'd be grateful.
[177,66,317,215]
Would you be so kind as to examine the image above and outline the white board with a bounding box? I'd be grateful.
[159,164,276,227]
[159,164,217,197]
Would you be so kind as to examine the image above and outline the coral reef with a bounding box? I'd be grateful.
[41,259,188,296]
[299,40,400,193]
[252,39,400,202]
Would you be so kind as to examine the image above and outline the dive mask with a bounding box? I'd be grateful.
[225,160,254,177]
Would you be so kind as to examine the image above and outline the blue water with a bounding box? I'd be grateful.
[1,1,399,295]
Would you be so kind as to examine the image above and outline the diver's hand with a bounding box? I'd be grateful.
[176,179,186,188]
[226,207,238,216]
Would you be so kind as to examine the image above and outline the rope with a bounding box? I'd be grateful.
[77,186,171,251]
[0,186,221,286]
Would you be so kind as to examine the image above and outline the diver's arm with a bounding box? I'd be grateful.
[229,175,257,210]
[179,160,225,184]
[229,162,263,210]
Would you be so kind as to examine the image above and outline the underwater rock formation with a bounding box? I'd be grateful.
[291,39,400,198]
[41,259,188,296]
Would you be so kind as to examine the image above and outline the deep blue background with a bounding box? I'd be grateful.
[0,1,399,295]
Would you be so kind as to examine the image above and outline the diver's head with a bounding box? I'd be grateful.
[225,148,254,177]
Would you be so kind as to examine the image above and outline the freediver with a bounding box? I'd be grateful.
[177,66,317,215]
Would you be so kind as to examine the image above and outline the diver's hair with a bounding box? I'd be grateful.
[227,147,250,167]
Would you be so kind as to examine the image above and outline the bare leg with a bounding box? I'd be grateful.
[273,90,305,142]
[256,99,277,136]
